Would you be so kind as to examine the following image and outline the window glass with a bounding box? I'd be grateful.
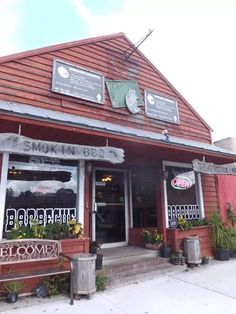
[4,161,77,234]
[131,168,157,228]
[165,165,200,226]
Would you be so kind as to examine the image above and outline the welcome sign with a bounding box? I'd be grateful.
[0,239,61,264]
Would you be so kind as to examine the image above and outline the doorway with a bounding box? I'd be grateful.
[92,169,128,247]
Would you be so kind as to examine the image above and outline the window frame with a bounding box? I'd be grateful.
[162,160,204,228]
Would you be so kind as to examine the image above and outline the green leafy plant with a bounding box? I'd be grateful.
[209,211,231,249]
[6,220,84,240]
[96,275,106,292]
[43,274,70,296]
[226,202,236,227]
[6,221,34,239]
[68,220,84,239]
[191,219,209,227]
[4,280,24,293]
[141,229,163,244]
[44,222,70,240]
[31,219,46,238]
[177,216,192,231]
[89,241,101,254]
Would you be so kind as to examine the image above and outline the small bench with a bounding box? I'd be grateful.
[0,239,75,304]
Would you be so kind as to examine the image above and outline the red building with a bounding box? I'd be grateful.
[0,32,235,256]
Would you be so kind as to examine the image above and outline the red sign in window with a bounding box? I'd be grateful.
[171,176,192,190]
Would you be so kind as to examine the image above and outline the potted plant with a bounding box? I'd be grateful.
[68,220,84,239]
[4,280,24,303]
[160,241,172,258]
[201,256,210,265]
[228,229,236,258]
[170,250,185,265]
[209,211,231,261]
[140,229,163,250]
[89,241,103,270]
[177,216,192,231]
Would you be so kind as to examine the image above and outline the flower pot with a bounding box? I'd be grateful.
[215,248,230,261]
[170,255,185,265]
[145,243,161,250]
[230,248,236,258]
[6,292,18,303]
[160,245,172,258]
[201,256,209,265]
[95,254,103,270]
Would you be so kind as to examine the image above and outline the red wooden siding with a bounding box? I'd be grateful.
[0,154,2,179]
[0,33,212,144]
[217,175,236,222]
[201,174,219,218]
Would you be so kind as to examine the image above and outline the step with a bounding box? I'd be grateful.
[98,256,167,275]
[96,257,187,289]
[102,247,160,266]
[100,262,186,289]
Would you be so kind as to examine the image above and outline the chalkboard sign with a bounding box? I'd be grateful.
[144,90,179,124]
[169,218,178,228]
[52,59,104,104]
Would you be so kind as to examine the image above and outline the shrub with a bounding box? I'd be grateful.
[96,275,106,292]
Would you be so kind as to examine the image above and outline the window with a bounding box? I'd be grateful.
[131,168,157,228]
[4,160,77,235]
[164,162,202,227]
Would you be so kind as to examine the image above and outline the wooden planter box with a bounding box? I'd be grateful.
[60,237,90,255]
[167,226,213,257]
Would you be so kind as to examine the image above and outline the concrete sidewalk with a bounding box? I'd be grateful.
[1,259,236,314]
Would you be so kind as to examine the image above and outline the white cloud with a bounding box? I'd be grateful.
[0,0,21,56]
[72,0,236,141]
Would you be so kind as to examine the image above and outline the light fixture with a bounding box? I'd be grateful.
[101,174,112,182]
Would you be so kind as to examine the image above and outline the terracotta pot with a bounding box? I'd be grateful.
[145,243,161,250]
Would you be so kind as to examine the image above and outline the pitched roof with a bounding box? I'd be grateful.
[0,32,212,132]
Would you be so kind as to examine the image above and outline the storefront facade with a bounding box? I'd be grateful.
[0,33,236,252]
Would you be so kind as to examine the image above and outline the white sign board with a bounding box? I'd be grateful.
[0,133,124,164]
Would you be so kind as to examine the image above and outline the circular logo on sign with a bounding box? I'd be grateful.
[147,94,155,105]
[57,66,70,79]
[125,89,140,114]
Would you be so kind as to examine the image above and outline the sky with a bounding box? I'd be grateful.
[0,0,236,142]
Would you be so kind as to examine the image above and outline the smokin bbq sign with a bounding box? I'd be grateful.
[0,133,124,164]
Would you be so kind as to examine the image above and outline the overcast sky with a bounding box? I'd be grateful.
[1,0,236,141]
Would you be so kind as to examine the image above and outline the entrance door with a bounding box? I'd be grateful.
[92,169,127,247]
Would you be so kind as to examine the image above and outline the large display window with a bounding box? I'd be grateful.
[3,158,77,235]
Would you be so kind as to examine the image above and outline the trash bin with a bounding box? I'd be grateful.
[184,235,201,264]
[71,253,96,297]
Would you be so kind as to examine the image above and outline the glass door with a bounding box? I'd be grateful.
[92,169,127,247]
